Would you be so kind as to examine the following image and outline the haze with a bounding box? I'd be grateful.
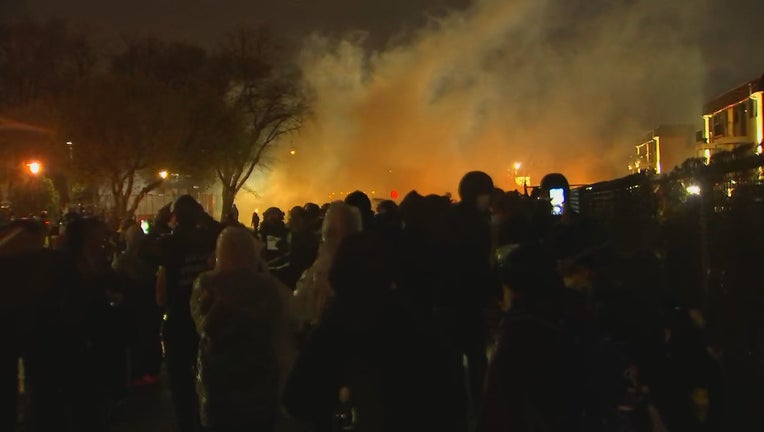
[5,0,764,216]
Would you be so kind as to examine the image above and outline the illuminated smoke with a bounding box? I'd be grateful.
[236,0,705,216]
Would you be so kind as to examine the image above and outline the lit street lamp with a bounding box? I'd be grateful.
[159,170,169,180]
[511,161,529,188]
[26,161,42,175]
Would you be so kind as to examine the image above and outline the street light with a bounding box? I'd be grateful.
[512,161,528,187]
[686,185,701,196]
[26,161,42,175]
[290,150,296,156]
[159,170,169,180]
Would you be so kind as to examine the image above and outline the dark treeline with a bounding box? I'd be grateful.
[0,18,310,223]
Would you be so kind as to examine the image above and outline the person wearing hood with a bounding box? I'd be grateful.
[191,226,295,431]
[436,171,499,419]
[284,231,465,432]
[156,195,219,432]
[344,191,376,232]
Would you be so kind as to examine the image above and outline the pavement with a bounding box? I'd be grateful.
[109,371,310,432]
[15,367,309,432]
[109,375,177,432]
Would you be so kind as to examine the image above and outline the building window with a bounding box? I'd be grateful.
[713,111,727,137]
[734,103,748,136]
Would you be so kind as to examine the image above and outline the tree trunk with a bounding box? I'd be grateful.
[220,185,237,221]
[112,192,128,228]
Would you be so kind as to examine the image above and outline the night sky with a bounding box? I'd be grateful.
[4,0,763,97]
[3,0,469,50]
[3,0,764,209]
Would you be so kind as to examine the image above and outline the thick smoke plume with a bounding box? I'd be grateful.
[237,0,705,216]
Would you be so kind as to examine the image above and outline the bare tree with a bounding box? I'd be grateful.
[212,28,310,220]
[57,73,200,222]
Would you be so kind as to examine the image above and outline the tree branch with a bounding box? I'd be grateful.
[126,179,164,217]
[235,158,258,191]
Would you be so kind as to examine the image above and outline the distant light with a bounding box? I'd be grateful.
[159,170,168,179]
[686,185,701,195]
[391,190,399,200]
[290,150,296,156]
[27,161,41,175]
[515,176,530,187]
[757,145,763,155]
[66,141,73,146]
[140,220,150,234]
[704,149,711,164]
[514,161,522,171]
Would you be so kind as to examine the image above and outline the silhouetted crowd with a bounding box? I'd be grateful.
[3,170,758,432]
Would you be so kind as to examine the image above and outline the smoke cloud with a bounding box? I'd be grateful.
[236,0,706,217]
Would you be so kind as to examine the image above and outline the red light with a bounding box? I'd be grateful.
[391,190,399,200]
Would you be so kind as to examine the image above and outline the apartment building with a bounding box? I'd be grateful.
[699,74,764,162]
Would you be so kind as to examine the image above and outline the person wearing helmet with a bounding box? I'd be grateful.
[437,171,498,420]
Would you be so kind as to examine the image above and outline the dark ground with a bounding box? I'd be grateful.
[17,367,309,432]
[109,371,309,432]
